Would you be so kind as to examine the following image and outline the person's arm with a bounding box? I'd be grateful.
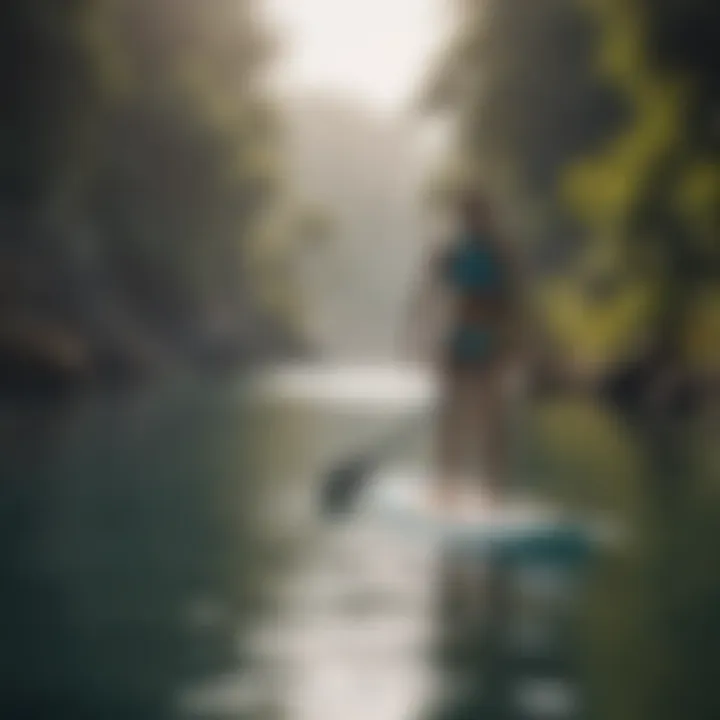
[498,236,534,367]
[401,245,446,363]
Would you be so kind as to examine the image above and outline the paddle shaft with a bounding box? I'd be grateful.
[321,413,427,515]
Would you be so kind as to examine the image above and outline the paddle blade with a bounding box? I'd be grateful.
[320,457,373,517]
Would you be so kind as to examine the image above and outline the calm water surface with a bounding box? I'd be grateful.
[0,366,717,720]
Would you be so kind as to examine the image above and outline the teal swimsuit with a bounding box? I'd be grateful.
[442,234,506,366]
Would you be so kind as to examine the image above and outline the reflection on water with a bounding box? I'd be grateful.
[0,367,718,719]
[256,363,437,409]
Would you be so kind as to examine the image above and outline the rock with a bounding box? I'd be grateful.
[0,313,91,397]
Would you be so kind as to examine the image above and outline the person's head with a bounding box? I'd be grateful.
[457,189,493,232]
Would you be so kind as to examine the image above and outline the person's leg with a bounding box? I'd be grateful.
[434,367,470,508]
[473,362,509,503]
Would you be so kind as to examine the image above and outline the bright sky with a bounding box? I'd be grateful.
[266,0,446,114]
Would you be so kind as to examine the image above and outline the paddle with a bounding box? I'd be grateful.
[320,365,529,518]
[320,415,427,517]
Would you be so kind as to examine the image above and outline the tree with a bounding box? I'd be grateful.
[423,0,622,267]
[425,0,720,373]
[0,0,298,385]
[563,0,720,371]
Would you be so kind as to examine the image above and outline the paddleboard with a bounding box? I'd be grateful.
[360,471,608,565]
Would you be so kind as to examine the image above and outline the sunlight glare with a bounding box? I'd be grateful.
[266,0,445,112]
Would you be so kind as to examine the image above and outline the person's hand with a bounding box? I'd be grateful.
[499,349,530,397]
[505,361,529,398]
[399,303,435,366]
[395,324,419,364]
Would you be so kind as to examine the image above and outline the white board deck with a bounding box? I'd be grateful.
[360,470,605,563]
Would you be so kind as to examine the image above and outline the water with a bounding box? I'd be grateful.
[0,366,717,719]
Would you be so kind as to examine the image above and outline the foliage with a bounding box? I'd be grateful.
[0,0,298,381]
[423,0,621,258]
[563,0,720,367]
[426,0,720,369]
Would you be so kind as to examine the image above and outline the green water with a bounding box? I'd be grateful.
[0,374,717,720]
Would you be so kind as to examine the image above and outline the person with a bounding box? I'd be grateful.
[406,190,525,511]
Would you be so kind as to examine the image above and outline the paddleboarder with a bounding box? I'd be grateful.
[406,189,526,510]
